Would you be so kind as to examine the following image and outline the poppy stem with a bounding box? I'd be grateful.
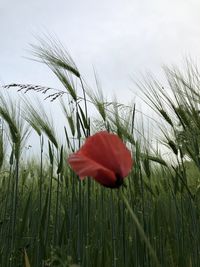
[119,189,161,267]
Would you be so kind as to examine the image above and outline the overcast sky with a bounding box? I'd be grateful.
[1,0,200,151]
[1,0,200,101]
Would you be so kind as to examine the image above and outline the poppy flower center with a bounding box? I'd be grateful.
[115,172,124,188]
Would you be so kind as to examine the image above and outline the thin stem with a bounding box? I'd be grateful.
[119,189,161,267]
[39,135,44,215]
[80,77,89,137]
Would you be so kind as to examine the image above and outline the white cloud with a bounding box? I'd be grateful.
[1,0,200,117]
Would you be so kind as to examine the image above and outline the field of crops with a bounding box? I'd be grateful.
[1,43,200,267]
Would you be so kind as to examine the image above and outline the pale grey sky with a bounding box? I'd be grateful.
[1,0,200,154]
[1,0,200,102]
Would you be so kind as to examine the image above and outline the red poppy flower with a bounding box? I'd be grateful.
[68,131,133,188]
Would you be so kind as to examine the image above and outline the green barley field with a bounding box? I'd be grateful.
[1,42,200,267]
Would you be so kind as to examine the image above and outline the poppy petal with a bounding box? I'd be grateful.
[68,152,116,186]
[77,131,132,178]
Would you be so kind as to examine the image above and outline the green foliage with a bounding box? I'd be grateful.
[2,41,200,266]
